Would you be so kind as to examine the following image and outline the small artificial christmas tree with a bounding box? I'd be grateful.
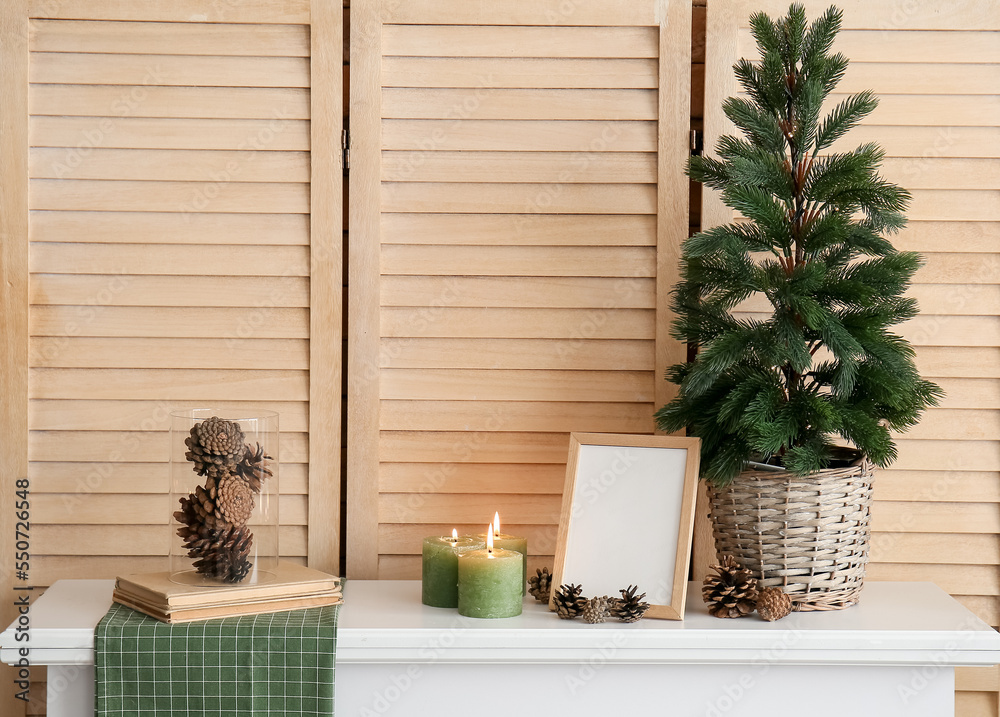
[656,3,941,485]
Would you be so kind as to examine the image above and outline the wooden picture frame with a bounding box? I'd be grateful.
[550,433,701,620]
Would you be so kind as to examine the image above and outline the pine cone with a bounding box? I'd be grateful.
[552,583,586,619]
[216,474,254,526]
[703,554,758,618]
[185,417,246,476]
[611,584,650,623]
[528,567,553,603]
[174,490,230,534]
[236,442,272,493]
[583,596,612,624]
[190,524,253,583]
[756,586,793,621]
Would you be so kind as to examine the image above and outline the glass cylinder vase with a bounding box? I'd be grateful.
[170,409,279,586]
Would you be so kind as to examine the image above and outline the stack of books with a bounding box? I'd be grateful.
[113,562,342,623]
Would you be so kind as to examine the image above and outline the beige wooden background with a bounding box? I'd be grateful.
[0,0,997,715]
[0,1,342,713]
[696,2,999,715]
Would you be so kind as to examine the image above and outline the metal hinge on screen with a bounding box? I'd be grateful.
[690,129,703,156]
[342,128,350,170]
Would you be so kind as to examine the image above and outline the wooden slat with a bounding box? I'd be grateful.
[897,222,998,254]
[728,0,1000,31]
[381,150,657,183]
[31,179,308,214]
[381,277,656,308]
[901,317,1000,348]
[381,119,657,152]
[932,379,1000,410]
[893,439,1000,473]
[381,213,656,246]
[382,25,659,58]
[378,522,559,554]
[30,211,309,244]
[381,308,653,339]
[31,275,309,308]
[347,0,382,578]
[30,20,310,56]
[30,117,310,151]
[307,0,343,573]
[28,368,309,400]
[382,88,658,121]
[31,306,308,339]
[32,524,307,556]
[957,667,1000,693]
[382,57,658,90]
[379,492,561,523]
[29,430,308,463]
[28,399,309,433]
[30,147,311,182]
[869,532,1000,565]
[0,4,29,716]
[30,85,311,120]
[33,493,308,525]
[30,52,309,87]
[955,692,999,717]
[28,461,309,495]
[875,471,1000,503]
[871,501,1000,535]
[27,0,311,24]
[882,158,1000,191]
[380,369,653,402]
[381,245,654,276]
[828,126,1000,159]
[957,596,999,628]
[31,337,309,369]
[382,183,656,215]
[378,338,654,370]
[739,29,1000,63]
[868,563,999,596]
[909,190,1000,223]
[896,409,1000,442]
[909,287,1000,317]
[384,0,660,26]
[381,400,654,433]
[30,243,309,275]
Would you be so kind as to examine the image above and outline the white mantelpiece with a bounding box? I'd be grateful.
[2,580,999,717]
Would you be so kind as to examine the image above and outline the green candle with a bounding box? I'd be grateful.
[422,532,483,608]
[477,512,528,595]
[457,542,523,619]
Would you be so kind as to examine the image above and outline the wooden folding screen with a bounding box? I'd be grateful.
[349,0,691,578]
[701,2,1000,714]
[0,0,342,613]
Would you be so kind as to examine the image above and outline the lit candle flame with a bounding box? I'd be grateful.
[487,524,494,554]
[493,511,501,536]
[449,528,458,542]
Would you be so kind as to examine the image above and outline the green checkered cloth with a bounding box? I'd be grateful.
[94,602,339,717]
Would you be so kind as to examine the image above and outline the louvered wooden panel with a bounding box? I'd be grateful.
[348,0,690,578]
[701,2,1000,713]
[1,11,341,703]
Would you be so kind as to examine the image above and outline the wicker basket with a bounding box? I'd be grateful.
[707,461,873,611]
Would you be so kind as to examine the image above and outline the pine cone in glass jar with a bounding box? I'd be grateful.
[236,441,273,493]
[185,416,247,476]
[703,554,758,618]
[552,583,587,619]
[216,474,254,526]
[190,524,253,583]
